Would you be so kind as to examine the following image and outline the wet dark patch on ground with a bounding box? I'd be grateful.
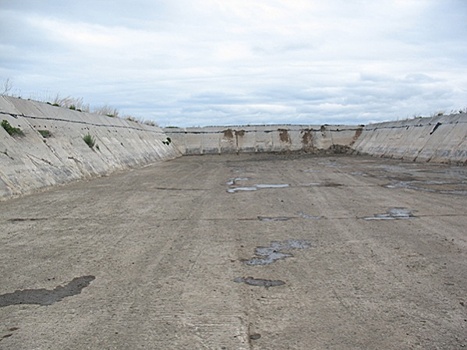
[7,218,48,222]
[0,275,95,307]
[249,333,262,340]
[234,277,285,288]
[362,208,415,221]
[244,239,311,266]
[299,182,343,187]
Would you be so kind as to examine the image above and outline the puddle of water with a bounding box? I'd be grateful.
[298,212,322,220]
[255,184,290,189]
[258,216,293,222]
[246,251,292,265]
[226,177,250,186]
[244,239,311,266]
[234,277,285,288]
[385,181,467,195]
[0,276,95,307]
[363,208,414,221]
[227,183,289,193]
[227,187,257,193]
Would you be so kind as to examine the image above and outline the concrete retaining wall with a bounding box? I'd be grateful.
[0,96,181,199]
[164,124,364,155]
[352,113,467,164]
[1,95,465,200]
[165,114,467,165]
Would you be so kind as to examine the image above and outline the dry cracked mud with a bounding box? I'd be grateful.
[0,153,466,349]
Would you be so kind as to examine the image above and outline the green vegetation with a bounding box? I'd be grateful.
[38,129,52,138]
[1,120,24,136]
[83,133,96,149]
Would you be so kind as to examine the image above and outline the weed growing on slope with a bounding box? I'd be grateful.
[1,120,24,136]
[83,133,96,149]
[38,129,52,138]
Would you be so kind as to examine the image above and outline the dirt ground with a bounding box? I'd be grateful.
[1,153,466,349]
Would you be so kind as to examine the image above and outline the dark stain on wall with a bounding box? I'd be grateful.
[235,130,245,137]
[278,129,291,143]
[301,129,314,149]
[223,129,234,139]
[320,125,327,137]
[430,122,442,135]
[350,126,364,146]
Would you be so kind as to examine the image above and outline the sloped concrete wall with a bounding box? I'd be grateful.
[352,113,467,164]
[164,124,364,155]
[164,115,467,165]
[0,96,181,199]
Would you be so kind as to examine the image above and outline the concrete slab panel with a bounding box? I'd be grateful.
[1,154,466,349]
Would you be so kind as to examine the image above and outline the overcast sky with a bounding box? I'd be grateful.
[1,0,466,127]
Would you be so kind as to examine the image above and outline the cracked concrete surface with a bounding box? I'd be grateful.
[1,153,466,349]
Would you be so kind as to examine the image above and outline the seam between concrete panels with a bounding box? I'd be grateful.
[0,111,165,135]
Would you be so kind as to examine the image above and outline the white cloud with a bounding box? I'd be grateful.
[1,0,466,126]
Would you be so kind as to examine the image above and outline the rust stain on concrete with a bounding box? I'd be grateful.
[278,129,291,143]
[223,129,234,139]
[301,129,313,149]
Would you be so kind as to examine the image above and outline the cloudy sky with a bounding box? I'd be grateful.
[1,0,466,127]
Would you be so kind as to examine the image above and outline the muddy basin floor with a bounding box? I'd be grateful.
[1,153,466,349]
